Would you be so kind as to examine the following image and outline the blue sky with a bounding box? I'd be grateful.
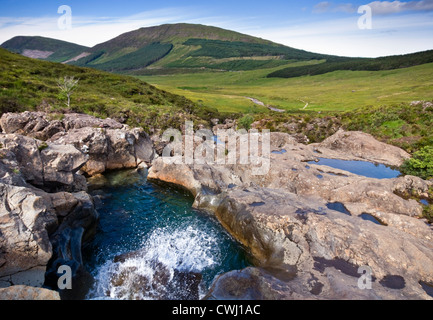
[1,0,433,57]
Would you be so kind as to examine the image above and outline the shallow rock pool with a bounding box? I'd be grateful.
[308,158,401,179]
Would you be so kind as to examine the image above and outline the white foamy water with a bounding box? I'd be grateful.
[87,225,220,300]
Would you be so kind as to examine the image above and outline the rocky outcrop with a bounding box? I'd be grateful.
[0,112,155,179]
[0,111,155,176]
[0,134,88,192]
[49,126,153,175]
[0,183,56,288]
[0,177,99,290]
[0,111,155,299]
[0,112,123,140]
[1,110,431,300]
[148,130,433,300]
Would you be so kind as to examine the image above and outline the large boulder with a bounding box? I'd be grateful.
[0,133,88,192]
[0,112,49,136]
[49,127,154,176]
[314,129,411,167]
[40,144,88,192]
[0,183,57,287]
[61,113,124,131]
[0,134,44,186]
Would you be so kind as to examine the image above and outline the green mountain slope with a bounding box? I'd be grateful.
[1,36,90,63]
[77,23,339,74]
[0,48,219,132]
[268,50,433,78]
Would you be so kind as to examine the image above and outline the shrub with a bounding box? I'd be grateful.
[238,114,254,131]
[423,205,433,223]
[400,146,433,180]
[38,142,49,151]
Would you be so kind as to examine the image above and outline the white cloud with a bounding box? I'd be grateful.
[313,2,333,13]
[313,0,433,15]
[334,3,357,13]
[366,0,433,15]
[313,2,356,14]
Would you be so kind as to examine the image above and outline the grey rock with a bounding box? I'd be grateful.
[0,183,57,285]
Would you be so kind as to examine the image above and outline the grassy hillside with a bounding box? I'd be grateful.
[0,48,219,132]
[1,36,90,63]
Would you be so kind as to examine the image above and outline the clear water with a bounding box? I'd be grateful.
[420,199,429,206]
[359,213,387,226]
[82,172,250,300]
[272,149,287,155]
[308,158,401,179]
[326,202,351,216]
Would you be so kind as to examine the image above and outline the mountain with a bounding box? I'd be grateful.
[73,23,345,74]
[2,23,433,77]
[1,24,341,74]
[1,36,90,63]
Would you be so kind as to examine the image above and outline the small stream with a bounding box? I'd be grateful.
[82,170,250,300]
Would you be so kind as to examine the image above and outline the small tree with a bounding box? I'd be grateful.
[57,76,79,108]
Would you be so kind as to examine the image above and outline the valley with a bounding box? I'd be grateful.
[138,61,433,113]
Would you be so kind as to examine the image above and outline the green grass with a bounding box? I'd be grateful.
[138,61,433,113]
